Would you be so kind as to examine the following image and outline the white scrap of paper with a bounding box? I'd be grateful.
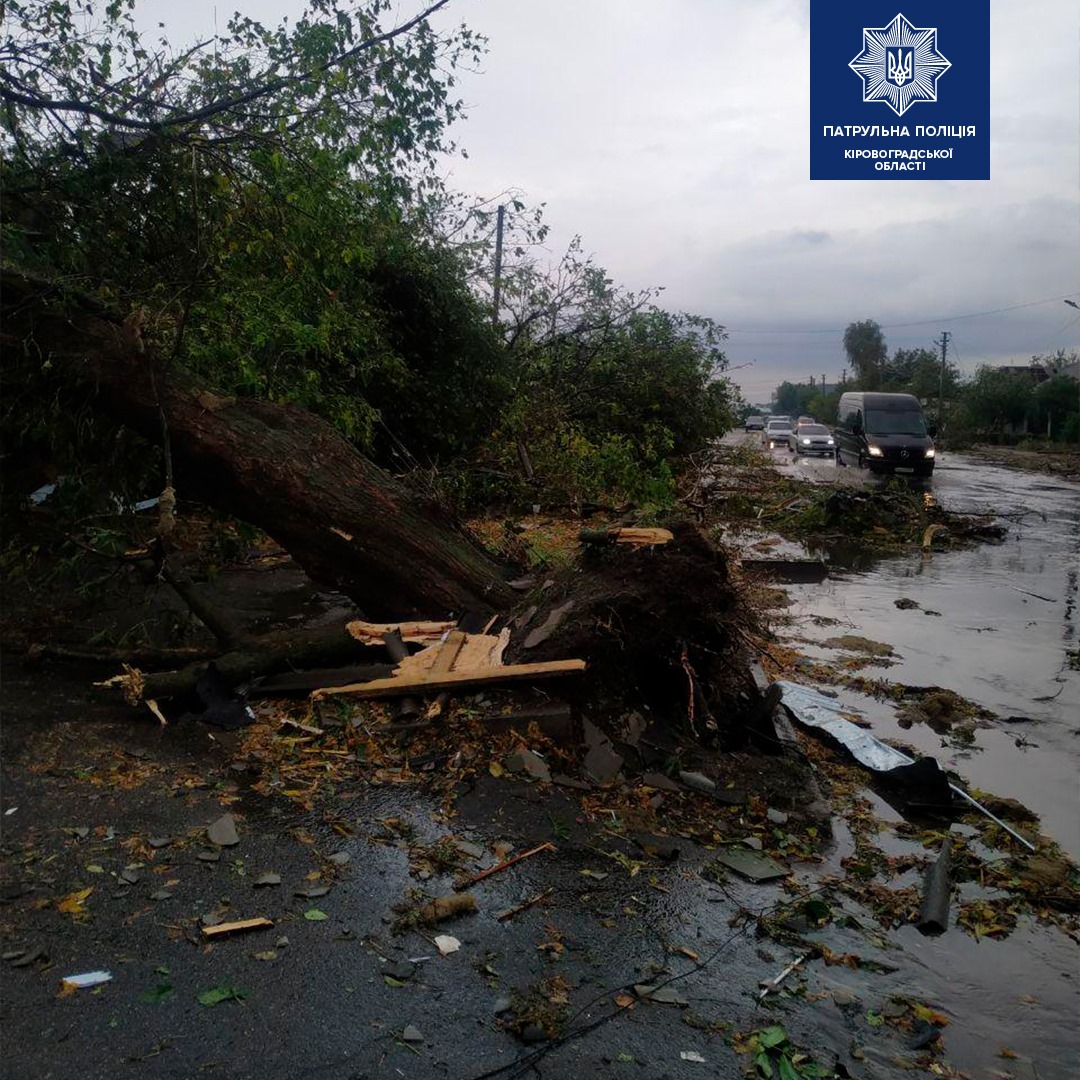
[433,935,460,956]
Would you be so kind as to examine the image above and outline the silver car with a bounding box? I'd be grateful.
[788,423,836,456]
[763,419,793,448]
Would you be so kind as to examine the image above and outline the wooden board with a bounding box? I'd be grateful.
[312,659,586,701]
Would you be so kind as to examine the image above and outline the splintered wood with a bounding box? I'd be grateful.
[394,628,510,678]
[311,659,585,701]
[312,621,584,702]
[346,620,456,646]
[578,526,673,548]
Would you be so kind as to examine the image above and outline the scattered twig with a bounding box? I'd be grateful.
[496,889,554,922]
[453,842,556,891]
[201,917,273,939]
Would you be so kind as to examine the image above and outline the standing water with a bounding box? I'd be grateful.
[784,451,1080,858]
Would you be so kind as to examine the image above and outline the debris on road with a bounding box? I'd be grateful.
[495,889,554,922]
[433,934,460,956]
[60,971,112,991]
[454,842,555,891]
[707,846,788,883]
[417,893,477,925]
[201,917,273,939]
[206,813,239,847]
[757,953,810,1001]
[917,836,954,936]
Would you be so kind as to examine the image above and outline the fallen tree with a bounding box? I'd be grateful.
[2,269,515,620]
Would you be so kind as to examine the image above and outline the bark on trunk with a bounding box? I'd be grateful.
[2,271,515,618]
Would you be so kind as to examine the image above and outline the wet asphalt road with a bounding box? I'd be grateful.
[2,441,1078,1080]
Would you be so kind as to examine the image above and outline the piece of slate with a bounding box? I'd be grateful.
[206,814,239,847]
[294,884,330,898]
[712,847,788,883]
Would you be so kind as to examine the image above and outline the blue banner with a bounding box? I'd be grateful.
[811,2,990,180]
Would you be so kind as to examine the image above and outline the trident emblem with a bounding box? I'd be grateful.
[887,48,912,85]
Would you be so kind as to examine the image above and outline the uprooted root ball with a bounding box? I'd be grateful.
[508,521,766,745]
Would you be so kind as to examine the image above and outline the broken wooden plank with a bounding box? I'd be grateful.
[346,619,456,646]
[431,630,468,674]
[311,659,586,701]
[200,917,274,939]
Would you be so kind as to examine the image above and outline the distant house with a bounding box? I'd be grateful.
[996,364,1050,384]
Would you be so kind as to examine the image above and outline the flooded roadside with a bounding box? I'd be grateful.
[777,450,1080,858]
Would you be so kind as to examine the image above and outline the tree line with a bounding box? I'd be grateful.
[1,0,737,528]
[768,319,1078,445]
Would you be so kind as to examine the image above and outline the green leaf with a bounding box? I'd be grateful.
[383,975,405,988]
[777,1055,799,1080]
[139,983,174,1004]
[865,1010,884,1028]
[303,908,328,921]
[197,984,248,1007]
[758,1025,788,1049]
[754,1050,775,1079]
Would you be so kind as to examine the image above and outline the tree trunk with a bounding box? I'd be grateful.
[2,270,514,618]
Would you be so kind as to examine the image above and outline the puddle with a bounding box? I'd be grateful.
[780,453,1080,859]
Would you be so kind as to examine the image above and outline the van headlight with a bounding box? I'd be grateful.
[924,448,935,458]
[867,445,883,457]
[800,438,811,445]
[826,438,834,445]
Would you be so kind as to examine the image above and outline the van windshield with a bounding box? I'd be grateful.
[865,408,928,436]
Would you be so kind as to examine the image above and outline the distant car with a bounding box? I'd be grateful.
[763,419,793,448]
[744,415,765,431]
[796,415,815,425]
[788,423,836,456]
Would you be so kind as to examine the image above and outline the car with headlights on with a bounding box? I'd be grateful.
[788,422,835,457]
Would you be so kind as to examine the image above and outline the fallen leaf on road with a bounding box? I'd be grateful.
[57,887,93,918]
[140,983,174,1004]
[303,909,328,921]
[197,985,248,1007]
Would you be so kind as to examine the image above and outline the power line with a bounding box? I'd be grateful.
[724,292,1080,336]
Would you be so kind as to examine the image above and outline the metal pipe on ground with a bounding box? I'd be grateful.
[916,835,953,936]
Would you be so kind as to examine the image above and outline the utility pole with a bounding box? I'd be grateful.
[936,330,951,430]
[822,373,827,392]
[491,204,505,328]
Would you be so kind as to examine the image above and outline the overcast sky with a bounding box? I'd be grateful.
[140,0,1079,403]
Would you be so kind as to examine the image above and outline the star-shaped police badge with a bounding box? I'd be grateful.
[849,13,951,118]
